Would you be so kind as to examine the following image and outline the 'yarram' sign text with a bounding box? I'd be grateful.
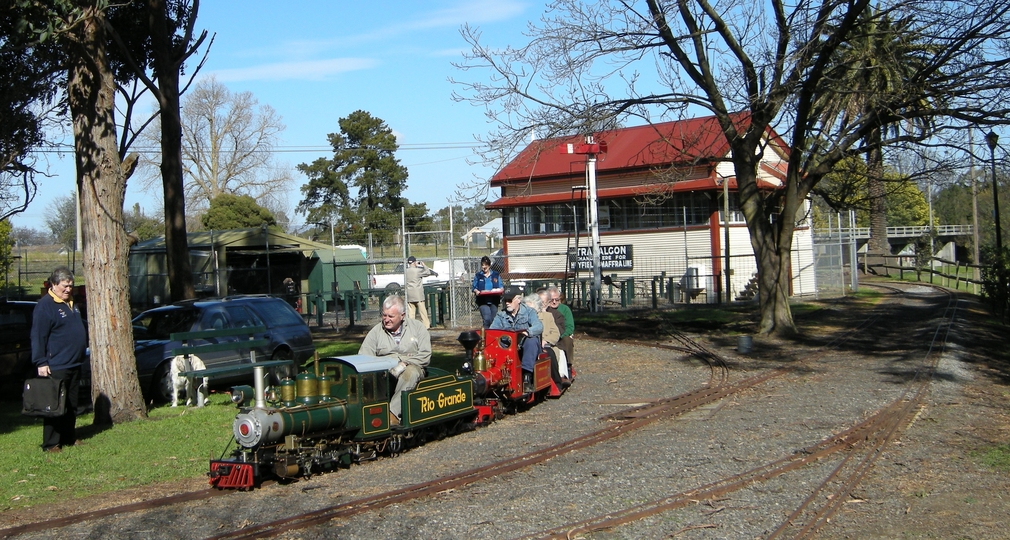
[568,245,634,270]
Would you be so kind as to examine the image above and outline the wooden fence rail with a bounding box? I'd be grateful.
[859,254,985,291]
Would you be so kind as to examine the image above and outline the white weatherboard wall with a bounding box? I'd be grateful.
[503,223,816,303]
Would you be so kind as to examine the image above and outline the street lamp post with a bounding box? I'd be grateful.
[986,131,1002,253]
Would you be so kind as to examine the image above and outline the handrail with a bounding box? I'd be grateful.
[813,224,973,239]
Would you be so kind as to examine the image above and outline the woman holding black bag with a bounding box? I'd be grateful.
[31,266,87,453]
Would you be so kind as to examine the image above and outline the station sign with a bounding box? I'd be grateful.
[568,244,634,270]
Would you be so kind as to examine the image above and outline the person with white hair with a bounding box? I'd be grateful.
[359,295,431,425]
[537,288,570,387]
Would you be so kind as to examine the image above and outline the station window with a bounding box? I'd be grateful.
[503,192,717,237]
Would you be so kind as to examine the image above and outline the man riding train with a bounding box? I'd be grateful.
[358,295,431,426]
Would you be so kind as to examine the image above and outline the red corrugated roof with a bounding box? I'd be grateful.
[491,113,757,185]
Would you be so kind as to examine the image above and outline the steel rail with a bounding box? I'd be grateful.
[521,282,956,540]
[773,284,960,539]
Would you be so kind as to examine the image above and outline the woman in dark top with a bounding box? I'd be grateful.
[32,266,87,453]
[471,256,502,328]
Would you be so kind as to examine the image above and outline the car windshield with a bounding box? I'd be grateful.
[135,309,200,340]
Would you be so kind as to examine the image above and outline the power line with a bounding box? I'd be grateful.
[35,141,482,155]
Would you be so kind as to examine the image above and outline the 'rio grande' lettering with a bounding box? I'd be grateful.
[418,396,435,413]
[437,388,466,408]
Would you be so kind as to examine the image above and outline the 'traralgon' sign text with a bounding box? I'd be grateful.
[568,245,633,270]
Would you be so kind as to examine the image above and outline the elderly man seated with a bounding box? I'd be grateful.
[490,286,543,394]
[358,295,431,425]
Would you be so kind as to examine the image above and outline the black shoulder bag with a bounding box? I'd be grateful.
[22,377,67,418]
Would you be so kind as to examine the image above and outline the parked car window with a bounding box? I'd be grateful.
[0,306,31,327]
[200,308,230,331]
[225,305,262,328]
[249,299,304,327]
[0,301,35,382]
[136,309,200,340]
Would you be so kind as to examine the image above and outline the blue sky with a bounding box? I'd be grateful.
[14,0,536,231]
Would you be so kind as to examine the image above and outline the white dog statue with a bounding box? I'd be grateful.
[170,354,208,407]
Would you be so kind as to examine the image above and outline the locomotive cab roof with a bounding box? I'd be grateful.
[322,354,400,375]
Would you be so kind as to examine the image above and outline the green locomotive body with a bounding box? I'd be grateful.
[210,354,477,488]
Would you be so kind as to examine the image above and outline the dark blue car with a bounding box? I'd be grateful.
[132,295,314,402]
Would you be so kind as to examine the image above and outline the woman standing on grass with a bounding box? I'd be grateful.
[31,266,88,453]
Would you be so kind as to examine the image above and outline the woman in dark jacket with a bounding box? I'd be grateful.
[32,266,87,453]
[471,255,502,328]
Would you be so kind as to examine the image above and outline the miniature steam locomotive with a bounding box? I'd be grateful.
[208,329,572,489]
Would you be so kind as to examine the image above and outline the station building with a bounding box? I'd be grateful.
[486,114,816,303]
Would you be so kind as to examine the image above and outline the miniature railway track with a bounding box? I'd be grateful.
[209,302,904,539]
[767,283,960,539]
[521,282,960,540]
[207,360,784,540]
[0,488,235,539]
[0,285,925,540]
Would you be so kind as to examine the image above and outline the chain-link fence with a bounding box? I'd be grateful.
[5,247,85,299]
[813,215,861,299]
[6,227,856,328]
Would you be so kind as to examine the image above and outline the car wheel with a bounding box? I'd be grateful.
[269,349,296,385]
[385,282,401,290]
[151,362,175,404]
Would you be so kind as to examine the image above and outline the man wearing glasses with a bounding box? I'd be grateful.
[546,286,575,377]
[359,295,431,425]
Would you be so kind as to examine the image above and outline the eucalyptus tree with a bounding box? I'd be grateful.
[107,0,210,302]
[0,6,63,221]
[12,1,148,422]
[453,0,1010,335]
[8,0,207,423]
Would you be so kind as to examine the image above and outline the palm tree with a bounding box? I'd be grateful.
[820,8,935,255]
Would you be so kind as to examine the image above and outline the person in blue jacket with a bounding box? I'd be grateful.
[490,286,542,394]
[471,255,502,328]
[31,266,88,453]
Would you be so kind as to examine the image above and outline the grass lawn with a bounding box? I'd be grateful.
[1,337,466,512]
[1,394,237,511]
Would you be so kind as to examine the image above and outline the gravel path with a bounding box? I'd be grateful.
[5,285,1008,539]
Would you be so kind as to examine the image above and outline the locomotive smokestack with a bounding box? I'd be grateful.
[457,330,481,361]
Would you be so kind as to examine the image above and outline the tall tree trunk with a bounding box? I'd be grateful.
[67,8,146,424]
[735,154,799,336]
[866,131,890,255]
[147,0,195,302]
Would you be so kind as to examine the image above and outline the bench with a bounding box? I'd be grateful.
[171,326,295,408]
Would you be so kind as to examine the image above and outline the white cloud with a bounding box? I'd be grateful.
[259,0,528,59]
[211,58,378,83]
[410,0,527,29]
